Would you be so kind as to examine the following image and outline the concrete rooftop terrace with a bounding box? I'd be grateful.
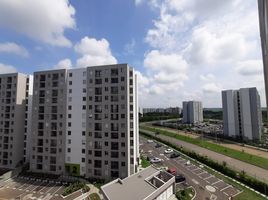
[101,166,174,200]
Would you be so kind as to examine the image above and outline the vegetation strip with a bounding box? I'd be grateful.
[141,126,268,171]
[140,130,268,198]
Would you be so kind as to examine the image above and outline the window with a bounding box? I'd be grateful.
[69,73,72,77]
[82,158,85,163]
[69,81,72,85]
[111,78,118,83]
[67,148,71,153]
[82,149,85,154]
[121,77,125,82]
[68,131,71,135]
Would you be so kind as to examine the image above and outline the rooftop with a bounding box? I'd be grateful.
[101,166,174,200]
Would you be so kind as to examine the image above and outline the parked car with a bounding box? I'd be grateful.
[186,160,191,165]
[147,140,154,143]
[175,175,186,183]
[170,153,180,158]
[164,149,174,154]
[167,168,176,175]
[155,143,162,148]
[150,157,162,163]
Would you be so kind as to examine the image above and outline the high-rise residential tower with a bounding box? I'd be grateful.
[29,64,139,180]
[30,69,67,174]
[222,87,262,141]
[182,101,203,124]
[258,0,268,114]
[0,73,32,169]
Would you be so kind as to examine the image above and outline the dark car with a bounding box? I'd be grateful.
[175,175,186,183]
[155,143,162,148]
[170,153,180,158]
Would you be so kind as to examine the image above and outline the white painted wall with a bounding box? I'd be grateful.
[66,68,87,175]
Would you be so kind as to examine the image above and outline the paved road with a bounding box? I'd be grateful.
[140,137,241,200]
[140,128,268,183]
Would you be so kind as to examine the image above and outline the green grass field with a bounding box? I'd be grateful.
[141,126,268,171]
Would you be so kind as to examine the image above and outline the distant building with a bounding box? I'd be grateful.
[139,107,143,118]
[143,107,181,115]
[222,87,262,140]
[101,166,176,200]
[182,101,203,124]
[165,107,182,115]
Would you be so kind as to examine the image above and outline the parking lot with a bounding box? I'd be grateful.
[140,137,242,200]
[0,176,83,200]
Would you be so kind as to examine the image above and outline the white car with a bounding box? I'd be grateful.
[164,149,173,154]
[147,140,154,143]
[186,160,191,165]
[150,157,162,163]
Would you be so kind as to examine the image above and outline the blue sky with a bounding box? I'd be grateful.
[0,0,265,108]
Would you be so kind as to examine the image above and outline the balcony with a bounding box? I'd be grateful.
[111,69,118,76]
[94,142,102,149]
[94,114,102,120]
[94,132,102,139]
[95,96,102,102]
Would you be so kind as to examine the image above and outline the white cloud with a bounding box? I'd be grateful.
[139,0,264,107]
[75,37,117,67]
[200,73,215,82]
[202,83,222,94]
[0,0,75,47]
[0,42,29,57]
[236,59,263,76]
[54,58,72,69]
[0,63,17,74]
[124,39,136,55]
[135,0,144,6]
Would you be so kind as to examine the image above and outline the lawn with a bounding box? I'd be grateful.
[141,155,151,168]
[141,126,268,171]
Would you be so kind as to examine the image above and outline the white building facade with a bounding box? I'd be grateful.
[222,87,262,140]
[182,101,203,124]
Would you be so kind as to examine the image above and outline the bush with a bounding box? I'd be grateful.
[62,182,89,196]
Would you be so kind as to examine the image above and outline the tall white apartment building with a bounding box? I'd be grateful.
[222,87,262,140]
[30,64,139,180]
[85,64,139,179]
[182,101,203,124]
[31,69,67,174]
[0,73,33,169]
